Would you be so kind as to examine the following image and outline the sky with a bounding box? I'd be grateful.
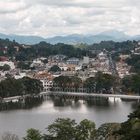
[0,0,140,37]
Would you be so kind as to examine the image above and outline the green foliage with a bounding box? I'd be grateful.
[24,128,42,140]
[88,40,137,52]
[0,39,20,57]
[44,118,96,140]
[17,61,31,70]
[76,119,96,140]
[21,77,43,95]
[122,74,140,94]
[95,72,114,93]
[53,76,82,91]
[126,55,140,73]
[42,59,48,64]
[71,76,82,90]
[0,78,24,97]
[49,65,61,73]
[46,118,77,140]
[116,106,140,140]
[84,72,114,93]
[96,123,121,140]
[84,77,96,92]
[0,77,43,98]
[0,64,10,71]
[54,73,114,93]
[53,76,71,90]
[15,43,88,61]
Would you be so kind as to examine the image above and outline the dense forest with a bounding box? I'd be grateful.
[88,40,137,52]
[0,38,139,61]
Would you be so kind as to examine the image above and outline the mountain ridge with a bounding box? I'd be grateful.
[0,30,139,45]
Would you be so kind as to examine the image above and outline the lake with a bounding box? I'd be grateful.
[0,97,138,138]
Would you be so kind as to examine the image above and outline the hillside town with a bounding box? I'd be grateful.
[0,41,140,93]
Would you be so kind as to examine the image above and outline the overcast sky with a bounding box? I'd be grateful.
[0,0,140,37]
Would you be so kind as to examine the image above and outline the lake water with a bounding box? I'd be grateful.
[0,97,138,138]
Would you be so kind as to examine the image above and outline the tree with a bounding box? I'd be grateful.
[46,118,77,140]
[70,76,82,90]
[122,74,140,95]
[125,55,140,73]
[24,128,42,140]
[44,118,96,140]
[17,61,31,70]
[0,78,24,98]
[49,65,61,73]
[42,59,48,64]
[116,106,140,140]
[95,72,114,93]
[0,64,10,71]
[76,119,96,140]
[53,76,71,90]
[0,77,43,98]
[22,77,43,95]
[131,74,140,95]
[84,77,96,93]
[53,76,82,91]
[122,76,133,92]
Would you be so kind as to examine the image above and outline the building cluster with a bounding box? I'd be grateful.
[116,62,130,78]
[0,49,134,91]
[116,54,131,78]
[90,52,112,75]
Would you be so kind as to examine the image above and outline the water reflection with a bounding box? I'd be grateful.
[51,96,116,109]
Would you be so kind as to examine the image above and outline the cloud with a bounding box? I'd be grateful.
[0,0,29,14]
[0,0,140,37]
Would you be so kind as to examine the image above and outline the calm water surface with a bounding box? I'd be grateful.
[0,97,138,138]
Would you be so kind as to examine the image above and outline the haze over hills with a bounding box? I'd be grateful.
[0,30,139,45]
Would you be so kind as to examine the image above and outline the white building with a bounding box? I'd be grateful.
[98,52,108,61]
[30,58,43,67]
[41,79,53,91]
[83,56,89,64]
[33,72,54,91]
[14,72,26,79]
[67,58,80,65]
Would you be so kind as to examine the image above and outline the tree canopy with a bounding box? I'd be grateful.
[0,64,10,71]
[53,76,82,91]
[48,65,61,73]
[122,74,140,95]
[23,129,42,140]
[0,77,43,98]
[46,118,96,140]
[116,106,140,140]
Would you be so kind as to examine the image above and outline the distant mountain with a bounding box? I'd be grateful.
[45,30,138,44]
[99,30,128,39]
[0,30,140,45]
[46,34,85,44]
[0,33,46,45]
